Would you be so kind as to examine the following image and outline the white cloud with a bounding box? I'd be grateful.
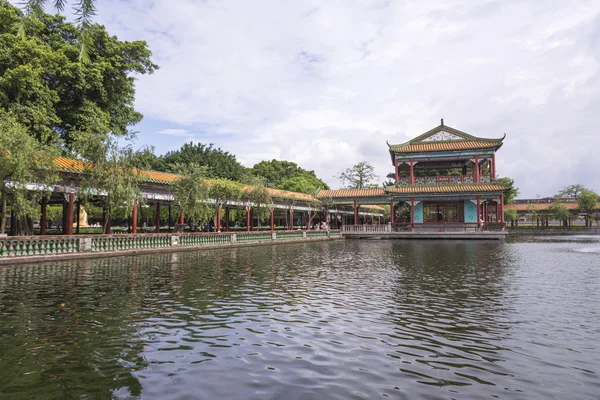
[10,0,600,196]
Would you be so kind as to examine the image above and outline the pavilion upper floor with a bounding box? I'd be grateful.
[388,121,504,186]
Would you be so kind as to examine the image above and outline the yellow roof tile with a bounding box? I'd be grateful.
[390,141,502,153]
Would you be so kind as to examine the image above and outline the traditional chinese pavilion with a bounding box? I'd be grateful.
[317,120,508,231]
[387,120,507,229]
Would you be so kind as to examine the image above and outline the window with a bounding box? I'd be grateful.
[423,203,459,223]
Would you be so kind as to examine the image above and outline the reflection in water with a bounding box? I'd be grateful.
[1,238,599,399]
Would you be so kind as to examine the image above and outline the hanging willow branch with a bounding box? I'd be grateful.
[18,0,97,62]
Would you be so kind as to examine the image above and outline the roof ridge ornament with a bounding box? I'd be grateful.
[441,118,444,126]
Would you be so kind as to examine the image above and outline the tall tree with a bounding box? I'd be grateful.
[577,189,598,227]
[496,177,519,204]
[77,138,143,234]
[251,160,329,191]
[242,175,273,225]
[335,161,379,189]
[383,173,396,187]
[504,209,517,226]
[548,202,570,227]
[0,1,157,152]
[0,112,59,234]
[171,163,212,228]
[525,204,539,227]
[557,184,587,199]
[19,0,97,62]
[162,142,246,181]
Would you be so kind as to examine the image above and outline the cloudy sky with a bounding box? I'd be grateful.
[22,0,600,196]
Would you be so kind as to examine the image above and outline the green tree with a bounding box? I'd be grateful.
[504,209,517,226]
[77,138,143,233]
[131,146,166,172]
[19,0,97,62]
[496,177,519,204]
[162,142,246,181]
[548,202,570,227]
[209,179,242,231]
[243,175,273,226]
[383,172,396,187]
[279,176,322,194]
[171,163,212,227]
[251,160,329,191]
[0,1,157,151]
[557,184,587,199]
[335,161,379,189]
[525,204,539,227]
[578,189,598,227]
[0,112,58,234]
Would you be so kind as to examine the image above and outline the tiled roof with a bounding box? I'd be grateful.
[387,184,506,194]
[390,140,503,153]
[387,123,505,153]
[505,203,600,211]
[317,188,386,199]
[53,157,316,202]
[54,157,90,172]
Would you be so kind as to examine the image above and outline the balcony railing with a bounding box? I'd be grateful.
[397,175,492,186]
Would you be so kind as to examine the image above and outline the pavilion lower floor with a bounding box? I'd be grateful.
[390,196,505,229]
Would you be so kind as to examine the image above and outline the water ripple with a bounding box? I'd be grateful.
[1,238,600,399]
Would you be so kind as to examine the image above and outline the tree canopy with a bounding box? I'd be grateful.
[18,0,97,62]
[496,177,519,204]
[578,189,598,227]
[335,161,380,189]
[0,1,157,154]
[251,160,329,193]
[557,184,587,199]
[0,111,59,234]
[160,142,246,181]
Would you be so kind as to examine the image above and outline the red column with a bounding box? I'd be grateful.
[390,199,395,227]
[246,206,251,232]
[484,202,488,225]
[500,195,505,225]
[395,159,399,183]
[353,200,359,225]
[491,154,496,180]
[409,159,415,184]
[65,192,74,235]
[270,209,275,232]
[216,205,222,232]
[132,200,138,234]
[225,206,230,232]
[40,197,47,235]
[476,195,481,229]
[410,198,415,228]
[154,202,161,233]
[473,155,480,182]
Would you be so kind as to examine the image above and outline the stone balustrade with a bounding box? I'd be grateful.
[0,230,342,260]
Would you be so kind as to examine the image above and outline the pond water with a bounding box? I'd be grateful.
[1,237,599,399]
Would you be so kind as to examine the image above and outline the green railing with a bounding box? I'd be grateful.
[0,237,80,257]
[277,231,304,240]
[236,233,273,243]
[0,230,342,259]
[91,235,171,252]
[306,231,328,238]
[180,233,232,246]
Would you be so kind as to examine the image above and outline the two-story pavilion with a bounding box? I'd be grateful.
[388,120,507,229]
